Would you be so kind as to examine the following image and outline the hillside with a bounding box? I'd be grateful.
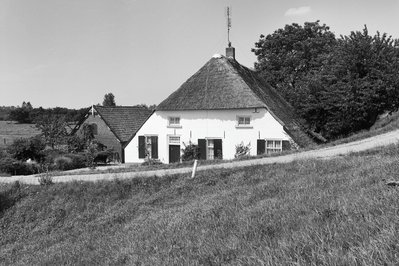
[1,144,399,264]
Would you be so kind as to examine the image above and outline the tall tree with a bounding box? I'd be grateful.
[103,93,116,106]
[252,21,337,105]
[35,115,68,149]
[295,26,399,138]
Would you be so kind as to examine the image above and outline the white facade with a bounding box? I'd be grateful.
[124,108,293,163]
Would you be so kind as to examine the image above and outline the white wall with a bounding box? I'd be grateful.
[125,108,292,163]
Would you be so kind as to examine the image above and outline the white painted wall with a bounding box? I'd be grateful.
[125,108,293,163]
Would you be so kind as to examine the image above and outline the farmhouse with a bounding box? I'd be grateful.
[125,46,316,163]
[73,105,152,163]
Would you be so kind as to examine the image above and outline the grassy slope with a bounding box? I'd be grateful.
[1,144,399,265]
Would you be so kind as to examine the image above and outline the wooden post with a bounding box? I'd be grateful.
[191,160,198,179]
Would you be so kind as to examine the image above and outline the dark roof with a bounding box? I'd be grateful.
[157,55,315,147]
[72,106,152,143]
[94,106,153,143]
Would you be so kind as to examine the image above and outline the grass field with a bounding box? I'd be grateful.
[0,121,41,148]
[1,143,399,264]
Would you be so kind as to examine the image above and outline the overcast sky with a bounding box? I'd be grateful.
[1,0,399,109]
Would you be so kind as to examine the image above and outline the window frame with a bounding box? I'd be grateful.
[265,139,283,154]
[167,116,182,128]
[236,115,252,128]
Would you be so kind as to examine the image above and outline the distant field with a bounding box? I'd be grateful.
[0,121,41,148]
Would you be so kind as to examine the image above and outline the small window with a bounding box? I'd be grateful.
[169,136,180,145]
[266,140,282,154]
[237,116,251,127]
[91,124,98,135]
[168,117,181,127]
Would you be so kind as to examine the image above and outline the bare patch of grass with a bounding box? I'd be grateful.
[1,145,399,264]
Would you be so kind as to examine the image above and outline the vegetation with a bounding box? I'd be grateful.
[181,141,200,161]
[103,92,116,107]
[1,144,399,264]
[253,21,399,139]
[7,101,87,124]
[234,142,251,158]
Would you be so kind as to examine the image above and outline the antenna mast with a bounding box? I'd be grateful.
[226,6,232,47]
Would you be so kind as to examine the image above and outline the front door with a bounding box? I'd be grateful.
[169,145,180,163]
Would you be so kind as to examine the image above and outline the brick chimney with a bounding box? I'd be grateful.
[226,42,235,59]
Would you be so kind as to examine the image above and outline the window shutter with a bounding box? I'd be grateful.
[138,136,145,158]
[282,140,291,151]
[257,139,265,155]
[214,139,223,159]
[151,136,158,159]
[198,139,206,160]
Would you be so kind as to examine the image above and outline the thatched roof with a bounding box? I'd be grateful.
[73,106,153,144]
[157,55,315,147]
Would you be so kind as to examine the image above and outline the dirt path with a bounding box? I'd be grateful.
[2,129,399,185]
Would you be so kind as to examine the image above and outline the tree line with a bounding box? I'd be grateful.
[252,21,399,140]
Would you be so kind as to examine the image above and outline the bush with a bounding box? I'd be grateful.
[8,136,46,162]
[234,142,251,158]
[0,157,39,175]
[38,174,54,186]
[181,141,200,161]
[54,156,73,171]
[65,153,87,170]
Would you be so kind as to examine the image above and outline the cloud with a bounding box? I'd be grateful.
[285,6,311,16]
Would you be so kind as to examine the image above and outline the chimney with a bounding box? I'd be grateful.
[226,42,235,59]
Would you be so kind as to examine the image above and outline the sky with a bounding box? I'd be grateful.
[1,0,399,109]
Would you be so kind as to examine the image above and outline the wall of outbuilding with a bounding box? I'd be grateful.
[76,113,123,160]
[124,108,293,164]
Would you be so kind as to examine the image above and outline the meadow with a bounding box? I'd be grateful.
[0,121,40,149]
[1,143,399,265]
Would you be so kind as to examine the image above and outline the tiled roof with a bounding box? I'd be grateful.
[94,106,152,143]
[157,55,316,147]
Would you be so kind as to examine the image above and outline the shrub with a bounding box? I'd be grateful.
[0,157,39,175]
[38,174,54,186]
[54,156,73,171]
[234,142,251,158]
[181,141,200,161]
[65,153,87,170]
[8,136,46,162]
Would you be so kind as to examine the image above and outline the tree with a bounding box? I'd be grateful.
[252,21,337,105]
[8,136,46,161]
[103,93,116,106]
[8,101,34,123]
[295,26,399,138]
[35,115,68,149]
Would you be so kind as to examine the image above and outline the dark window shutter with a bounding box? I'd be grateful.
[151,136,158,159]
[214,139,223,159]
[257,139,265,155]
[282,140,291,151]
[198,139,206,160]
[138,136,145,158]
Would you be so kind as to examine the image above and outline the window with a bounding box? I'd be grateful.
[169,136,180,145]
[168,117,181,127]
[198,139,223,160]
[237,116,251,127]
[138,136,158,159]
[207,139,214,160]
[266,140,282,154]
[91,124,98,135]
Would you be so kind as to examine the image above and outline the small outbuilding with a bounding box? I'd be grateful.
[72,105,152,163]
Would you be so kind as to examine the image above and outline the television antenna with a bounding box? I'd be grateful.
[225,6,232,47]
